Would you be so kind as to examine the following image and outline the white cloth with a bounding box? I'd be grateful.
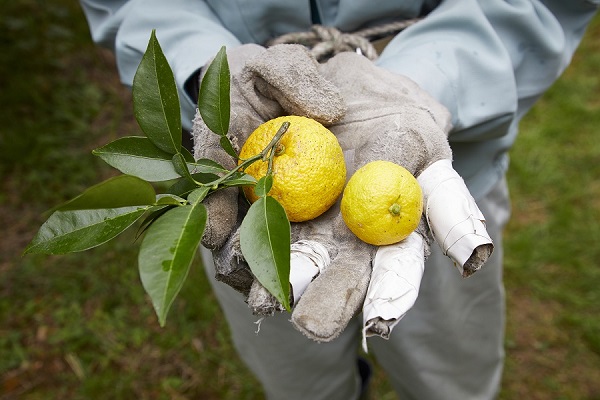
[362,233,425,352]
[418,159,493,275]
[289,240,330,305]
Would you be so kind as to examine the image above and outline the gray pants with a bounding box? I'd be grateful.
[201,178,511,400]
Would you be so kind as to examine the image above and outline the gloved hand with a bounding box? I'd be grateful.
[279,51,449,342]
[245,50,493,344]
[192,44,346,294]
[194,44,493,345]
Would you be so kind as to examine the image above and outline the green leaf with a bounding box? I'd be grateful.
[172,152,195,182]
[180,146,195,162]
[55,175,156,211]
[136,205,173,240]
[24,206,149,255]
[191,158,228,174]
[254,176,273,197]
[156,194,186,206]
[166,174,218,198]
[188,187,210,204]
[219,136,238,159]
[198,46,230,137]
[138,203,207,326]
[133,30,181,154]
[220,172,257,187]
[239,196,291,311]
[198,47,237,159]
[94,137,223,182]
[94,137,183,182]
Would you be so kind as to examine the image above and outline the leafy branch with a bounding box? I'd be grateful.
[24,30,292,326]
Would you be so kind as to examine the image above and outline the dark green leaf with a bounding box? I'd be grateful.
[136,205,173,240]
[220,172,257,187]
[180,146,195,162]
[172,152,195,182]
[198,46,230,137]
[55,175,156,211]
[94,137,222,182]
[191,158,228,174]
[156,194,186,206]
[239,196,291,311]
[138,203,207,326]
[188,187,210,204]
[167,178,196,198]
[219,136,238,159]
[167,174,218,198]
[254,176,273,197]
[94,136,184,182]
[24,206,149,255]
[133,30,181,154]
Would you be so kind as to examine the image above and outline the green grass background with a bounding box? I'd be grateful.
[1,2,599,399]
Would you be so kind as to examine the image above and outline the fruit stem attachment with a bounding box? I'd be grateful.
[389,203,401,215]
[274,143,285,156]
[262,122,290,161]
[264,122,289,176]
[199,121,290,190]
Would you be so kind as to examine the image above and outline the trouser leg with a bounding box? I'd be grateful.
[200,247,363,400]
[369,177,511,400]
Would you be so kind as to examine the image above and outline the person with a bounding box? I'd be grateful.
[78,1,598,399]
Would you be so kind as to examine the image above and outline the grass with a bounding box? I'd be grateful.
[500,14,600,399]
[1,1,599,399]
[0,2,261,399]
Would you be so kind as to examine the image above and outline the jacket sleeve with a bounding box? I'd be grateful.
[79,0,241,131]
[376,0,598,140]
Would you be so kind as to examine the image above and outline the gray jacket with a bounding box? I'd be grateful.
[79,0,598,197]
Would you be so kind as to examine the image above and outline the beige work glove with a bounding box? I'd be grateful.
[293,52,493,344]
[244,49,493,344]
[194,44,493,345]
[192,44,345,295]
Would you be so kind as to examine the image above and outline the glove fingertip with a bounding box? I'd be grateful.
[201,188,239,249]
[291,256,371,342]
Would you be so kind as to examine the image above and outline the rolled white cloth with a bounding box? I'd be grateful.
[417,159,493,276]
[361,233,425,352]
[289,240,331,305]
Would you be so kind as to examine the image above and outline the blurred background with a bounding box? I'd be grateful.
[1,2,599,399]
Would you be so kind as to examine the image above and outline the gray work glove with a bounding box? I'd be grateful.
[192,44,346,294]
[194,44,493,344]
[248,50,450,340]
[290,52,493,344]
[245,50,493,344]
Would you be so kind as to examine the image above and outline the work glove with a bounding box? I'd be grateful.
[286,52,493,346]
[193,44,493,346]
[240,48,493,345]
[192,44,346,294]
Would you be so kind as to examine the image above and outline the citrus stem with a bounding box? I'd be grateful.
[199,121,290,189]
[261,122,290,162]
[274,143,285,156]
[389,203,402,215]
[266,142,282,176]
